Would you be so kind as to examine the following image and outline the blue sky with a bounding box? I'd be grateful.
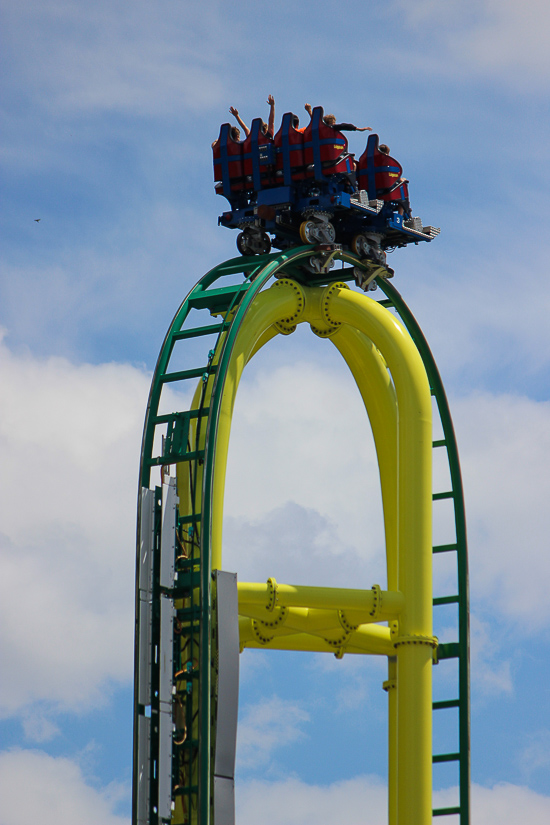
[1,1,550,823]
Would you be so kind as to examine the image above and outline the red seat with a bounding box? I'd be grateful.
[357,134,409,203]
[213,124,245,194]
[273,113,307,184]
[242,118,274,191]
[302,107,352,178]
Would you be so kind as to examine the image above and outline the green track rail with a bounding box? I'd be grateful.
[133,246,328,825]
[132,247,470,825]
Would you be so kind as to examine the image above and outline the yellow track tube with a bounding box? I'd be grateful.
[313,311,400,821]
[239,616,395,656]
[385,656,398,825]
[176,331,229,543]
[237,580,404,617]
[210,280,306,571]
[199,280,432,825]
[322,286,433,825]
[240,603,392,638]
[328,325,398,590]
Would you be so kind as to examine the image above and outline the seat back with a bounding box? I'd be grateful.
[302,107,352,179]
[273,113,306,185]
[357,134,408,201]
[242,118,275,191]
[213,123,245,195]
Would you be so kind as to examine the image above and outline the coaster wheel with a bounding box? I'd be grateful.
[319,220,336,244]
[237,229,272,256]
[299,220,317,245]
[351,233,371,258]
[299,220,336,245]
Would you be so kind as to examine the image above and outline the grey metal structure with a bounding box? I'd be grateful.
[212,571,239,825]
[134,479,240,825]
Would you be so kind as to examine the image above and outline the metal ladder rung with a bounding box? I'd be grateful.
[433,543,458,554]
[179,513,201,525]
[176,606,201,619]
[433,699,460,710]
[433,490,454,501]
[147,450,204,467]
[433,752,460,764]
[154,408,210,425]
[433,595,460,606]
[161,366,217,384]
[148,450,205,467]
[436,642,460,660]
[173,323,224,341]
[188,284,248,312]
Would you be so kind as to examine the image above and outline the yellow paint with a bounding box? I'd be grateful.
[177,278,433,825]
[237,580,404,616]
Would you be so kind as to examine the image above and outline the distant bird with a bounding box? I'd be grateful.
[34,219,40,222]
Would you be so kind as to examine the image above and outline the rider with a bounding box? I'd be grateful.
[229,95,276,138]
[304,104,372,133]
[378,144,410,216]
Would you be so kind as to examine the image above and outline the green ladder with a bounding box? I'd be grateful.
[133,246,321,825]
[132,248,471,825]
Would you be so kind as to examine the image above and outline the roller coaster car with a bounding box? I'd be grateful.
[213,107,440,272]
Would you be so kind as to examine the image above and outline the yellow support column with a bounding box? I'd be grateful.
[318,285,433,825]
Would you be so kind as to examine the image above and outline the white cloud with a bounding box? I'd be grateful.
[397,0,550,83]
[463,782,550,824]
[224,359,387,585]
[224,501,378,590]
[237,775,387,825]
[1,322,548,759]
[0,203,228,362]
[402,242,550,393]
[0,335,151,714]
[452,391,550,626]
[237,696,310,770]
[0,749,129,825]
[21,709,60,744]
[470,615,513,696]
[3,0,233,117]
[237,775,550,825]
[225,357,550,628]
[520,730,550,779]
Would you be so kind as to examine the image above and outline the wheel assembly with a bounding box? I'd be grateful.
[299,220,317,244]
[299,219,336,245]
[351,234,371,258]
[237,229,272,256]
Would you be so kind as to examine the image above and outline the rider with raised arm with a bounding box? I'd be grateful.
[304,104,372,133]
[229,95,276,138]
